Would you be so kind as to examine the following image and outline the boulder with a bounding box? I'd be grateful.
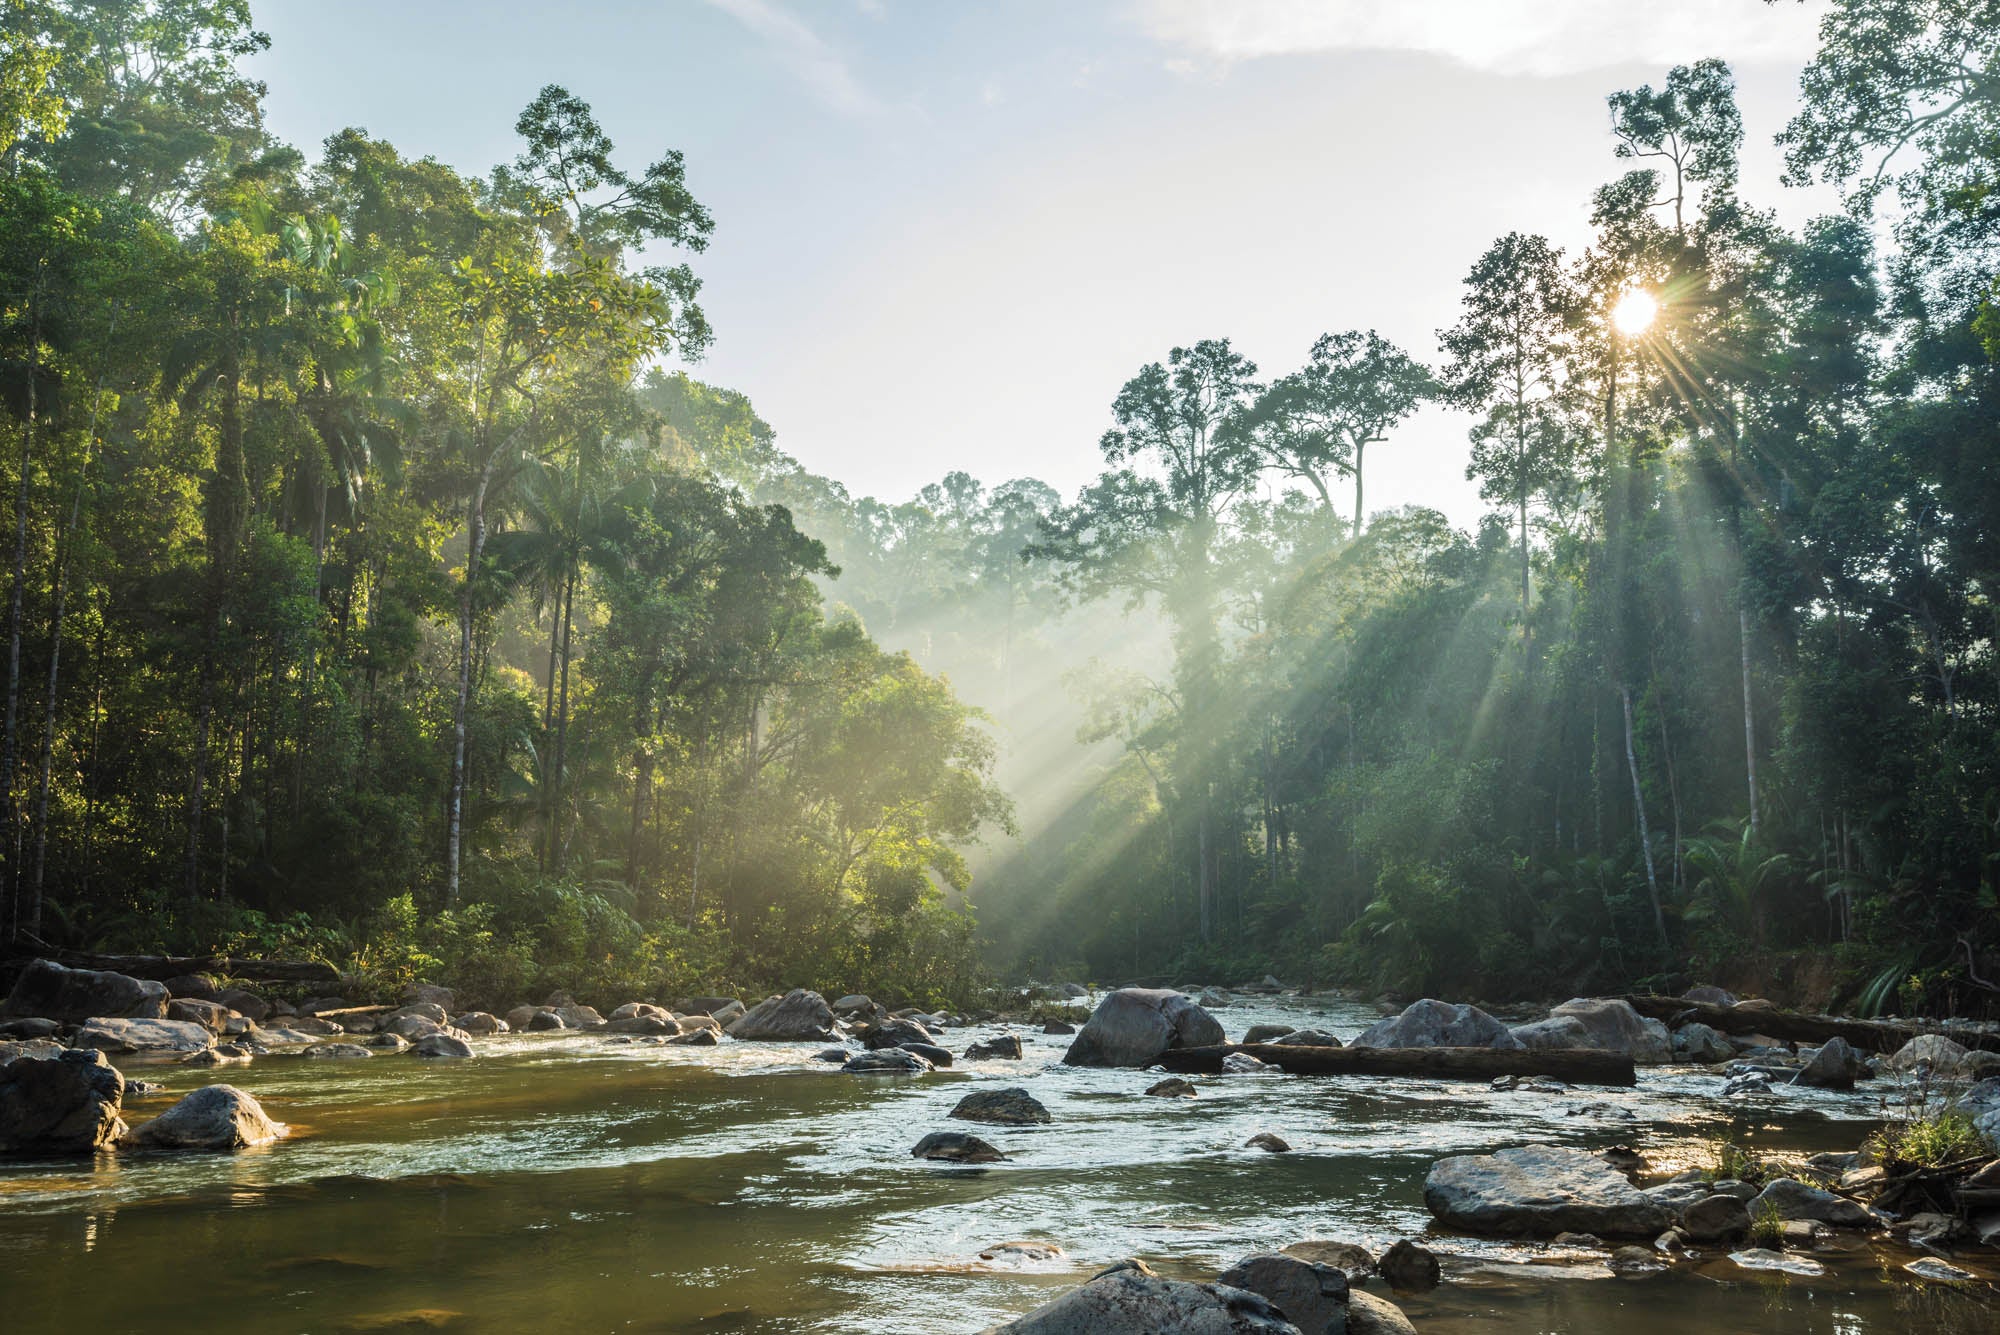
[525,1010,567,1032]
[966,1034,1025,1060]
[3,959,167,1023]
[400,983,456,1012]
[163,972,222,1000]
[128,1084,281,1149]
[297,995,346,1015]
[1424,1144,1673,1237]
[1886,1034,1971,1077]
[1747,1178,1875,1229]
[1057,983,1088,998]
[1792,1037,1864,1090]
[1683,985,1738,1006]
[289,1016,343,1035]
[453,1012,506,1036]
[382,1014,448,1041]
[548,1004,604,1030]
[367,1033,413,1052]
[900,1041,953,1067]
[505,1004,540,1030]
[1681,1193,1750,1241]
[1146,1077,1198,1098]
[832,994,873,1013]
[676,996,744,1022]
[913,1131,1006,1163]
[1346,1291,1417,1335]
[1043,1019,1076,1034]
[605,1015,677,1035]
[391,1001,449,1025]
[674,1014,722,1034]
[1224,1052,1271,1073]
[1514,998,1671,1063]
[0,1048,126,1153]
[412,1034,474,1059]
[667,1028,719,1046]
[864,1016,935,1050]
[0,1037,64,1063]
[1352,998,1523,1051]
[983,1259,1303,1334]
[0,1017,61,1039]
[301,1041,373,1060]
[1722,1070,1771,1096]
[842,1048,932,1075]
[1242,1024,1295,1045]
[1377,1239,1439,1292]
[729,989,839,1042]
[165,998,234,1033]
[215,989,271,1023]
[813,1047,850,1062]
[1270,1029,1344,1047]
[1280,1240,1374,1280]
[1215,1253,1346,1334]
[1061,988,1226,1068]
[1673,1022,1734,1064]
[72,1017,214,1054]
[609,1002,671,1023]
[951,1087,1052,1125]
[1197,990,1233,1009]
[1245,1132,1290,1152]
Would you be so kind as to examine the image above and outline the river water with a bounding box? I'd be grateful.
[1,993,1996,1332]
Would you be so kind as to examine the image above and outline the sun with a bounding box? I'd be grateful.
[1612,288,1658,337]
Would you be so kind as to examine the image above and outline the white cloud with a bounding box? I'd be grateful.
[702,0,882,114]
[1130,0,1825,78]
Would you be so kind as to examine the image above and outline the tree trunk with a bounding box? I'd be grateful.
[545,565,575,872]
[1740,605,1759,837]
[3,284,40,936]
[445,458,496,907]
[1351,438,1366,541]
[1621,683,1666,948]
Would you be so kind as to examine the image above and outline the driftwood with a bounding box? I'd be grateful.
[1621,994,2000,1056]
[4,948,339,986]
[1155,1043,1637,1087]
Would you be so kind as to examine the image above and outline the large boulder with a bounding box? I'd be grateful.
[951,1087,1051,1125]
[400,983,456,1012]
[215,988,271,1023]
[1748,1178,1876,1228]
[1423,1144,1672,1237]
[1352,999,1523,1051]
[1886,1034,1971,1077]
[128,1084,281,1149]
[842,1048,932,1074]
[1061,988,1226,1068]
[1243,1024,1295,1045]
[863,1016,935,1050]
[1512,999,1670,1063]
[729,989,838,1042]
[1792,1037,1864,1090]
[0,1037,65,1063]
[1270,1029,1344,1048]
[71,1017,214,1054]
[165,998,233,1033]
[1215,1253,1347,1334]
[3,959,167,1023]
[412,1034,474,1059]
[453,1011,507,1035]
[983,1259,1303,1334]
[0,1048,126,1153]
[966,1034,1024,1060]
[1346,1292,1416,1335]
[1673,1022,1734,1064]
[912,1131,1006,1163]
[301,1042,372,1060]
[676,996,744,1021]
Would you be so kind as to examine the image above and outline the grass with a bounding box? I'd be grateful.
[1702,1140,1775,1187]
[1868,1108,1984,1168]
[1747,1198,1786,1248]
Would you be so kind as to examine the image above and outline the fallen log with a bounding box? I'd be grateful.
[3,948,340,986]
[1156,1043,1637,1087]
[1621,994,2000,1056]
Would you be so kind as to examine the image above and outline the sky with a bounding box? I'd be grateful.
[246,0,1845,528]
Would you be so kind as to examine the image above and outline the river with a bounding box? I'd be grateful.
[1,993,1995,1332]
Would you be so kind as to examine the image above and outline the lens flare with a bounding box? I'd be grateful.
[1612,289,1658,336]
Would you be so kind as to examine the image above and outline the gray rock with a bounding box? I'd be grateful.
[382,1013,450,1040]
[1722,1070,1771,1096]
[1146,1077,1198,1097]
[1057,983,1088,998]
[812,1047,850,1062]
[1345,1292,1417,1335]
[667,1028,719,1046]
[1242,1024,1296,1045]
[1269,1029,1344,1048]
[1886,1034,1971,1077]
[1681,1194,1750,1241]
[1424,1144,1672,1237]
[401,983,456,1012]
[548,1004,604,1030]
[1224,1052,1271,1073]
[983,1259,1303,1334]
[504,1004,539,1029]
[1792,1036,1863,1089]
[165,998,233,1033]
[832,993,873,1013]
[0,1037,65,1063]
[1062,988,1225,1068]
[452,1011,506,1035]
[1377,1239,1439,1292]
[1280,1240,1373,1280]
[0,1017,61,1039]
[901,1041,954,1067]
[966,1034,1024,1060]
[609,1002,671,1023]
[1245,1132,1291,1152]
[1747,1177,1875,1229]
[952,1087,1051,1125]
[913,1131,1006,1162]
[128,1084,280,1149]
[864,1016,935,1050]
[842,1048,932,1074]
[71,1017,214,1053]
[525,1010,566,1032]
[364,1033,410,1052]
[1683,985,1737,1006]
[1352,998,1523,1051]
[1042,1019,1077,1034]
[302,1042,372,1059]
[729,989,839,1042]
[604,1015,677,1035]
[288,1015,343,1035]
[1673,1022,1734,1064]
[1513,998,1671,1063]
[214,989,269,1023]
[1216,1253,1347,1333]
[3,959,168,1023]
[412,1034,474,1059]
[390,1001,449,1025]
[180,1045,248,1066]
[0,1048,126,1153]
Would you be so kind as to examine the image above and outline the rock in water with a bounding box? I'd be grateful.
[1269,1029,1344,1048]
[0,1048,126,1153]
[900,1041,954,1067]
[1223,1052,1270,1074]
[1681,1194,1750,1241]
[1378,1239,1440,1292]
[951,1088,1051,1125]
[1746,1178,1875,1228]
[71,1017,215,1053]
[453,1012,506,1035]
[966,1034,1024,1060]
[1244,1132,1290,1153]
[1042,1019,1076,1035]
[1215,1253,1346,1333]
[913,1131,1007,1163]
[1061,988,1225,1068]
[129,1084,281,1149]
[1792,1037,1863,1090]
[863,1016,934,1050]
[1886,1034,1971,1077]
[981,1258,1303,1334]
[412,1034,474,1059]
[728,989,839,1042]
[1424,1144,1672,1237]
[3,959,168,1023]
[1512,998,1671,1063]
[1242,1024,1295,1045]
[1673,1022,1734,1064]
[303,1042,373,1059]
[1145,1077,1198,1098]
[842,1048,932,1075]
[1347,1290,1419,1335]
[1351,998,1523,1050]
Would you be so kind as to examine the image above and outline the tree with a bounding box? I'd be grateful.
[1608,57,1744,235]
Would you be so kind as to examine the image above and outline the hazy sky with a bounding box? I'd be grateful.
[248,0,1843,527]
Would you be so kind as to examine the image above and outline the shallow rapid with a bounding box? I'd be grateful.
[2,993,1994,1332]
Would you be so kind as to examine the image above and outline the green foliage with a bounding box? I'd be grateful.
[1747,1198,1786,1248]
[1703,1141,1775,1188]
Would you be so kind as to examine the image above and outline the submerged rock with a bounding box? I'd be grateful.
[1244,1132,1290,1153]
[1352,998,1523,1051]
[1145,1077,1198,1098]
[966,1034,1024,1061]
[667,1029,719,1047]
[1728,1248,1824,1276]
[981,1259,1302,1334]
[1223,1052,1270,1074]
[303,1042,372,1060]
[729,989,839,1042]
[1424,1144,1672,1237]
[129,1084,281,1150]
[1215,1253,1346,1332]
[951,1087,1051,1125]
[0,1048,126,1153]
[912,1131,1006,1163]
[3,959,167,1024]
[1378,1239,1439,1292]
[1061,988,1225,1068]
